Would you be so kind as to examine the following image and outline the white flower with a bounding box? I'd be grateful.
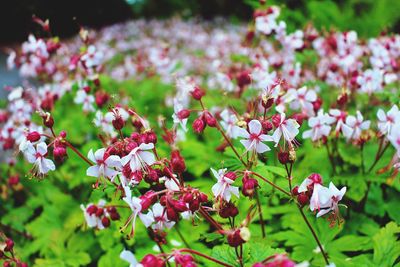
[74,90,95,112]
[172,99,188,132]
[283,86,317,116]
[121,143,156,172]
[356,69,383,95]
[272,113,300,145]
[211,168,239,201]
[328,109,347,136]
[150,203,175,230]
[24,142,55,175]
[122,185,155,235]
[220,109,239,138]
[388,124,400,156]
[377,105,400,136]
[105,107,129,122]
[80,200,107,229]
[81,45,104,68]
[311,182,346,218]
[93,110,116,137]
[160,175,180,191]
[235,120,273,153]
[86,148,121,181]
[342,111,370,140]
[120,250,143,267]
[255,7,280,35]
[302,110,335,141]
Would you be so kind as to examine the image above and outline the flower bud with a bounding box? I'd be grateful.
[86,205,97,215]
[271,114,281,127]
[101,217,110,228]
[237,71,251,88]
[41,113,54,128]
[171,150,186,173]
[192,117,205,133]
[297,193,309,207]
[141,254,165,267]
[59,131,67,138]
[188,198,200,212]
[278,151,290,164]
[112,116,125,130]
[308,173,322,184]
[224,171,237,181]
[292,186,299,196]
[242,177,259,197]
[261,120,273,133]
[183,193,193,203]
[53,146,67,162]
[199,192,208,203]
[27,131,41,142]
[8,175,19,186]
[191,87,205,100]
[177,109,191,120]
[219,202,238,218]
[4,239,14,251]
[312,98,323,113]
[203,111,217,127]
[95,208,104,217]
[95,90,109,108]
[169,199,188,212]
[166,207,179,221]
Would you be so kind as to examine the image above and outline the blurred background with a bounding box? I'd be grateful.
[0,0,400,43]
[0,0,400,95]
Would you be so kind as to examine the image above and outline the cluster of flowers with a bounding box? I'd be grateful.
[0,236,28,267]
[1,2,399,266]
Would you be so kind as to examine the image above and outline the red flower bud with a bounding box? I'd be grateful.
[242,177,259,197]
[8,175,19,186]
[86,205,97,215]
[4,239,14,251]
[227,229,246,247]
[278,151,290,164]
[261,121,273,133]
[224,171,237,181]
[166,207,179,221]
[95,208,104,217]
[177,109,191,120]
[271,114,281,128]
[203,111,217,127]
[191,87,205,100]
[297,193,309,207]
[219,202,239,218]
[27,131,41,142]
[192,117,205,133]
[141,254,165,267]
[188,198,200,212]
[95,90,110,108]
[53,146,67,162]
[199,192,208,203]
[171,150,186,173]
[101,217,110,228]
[112,117,125,130]
[292,186,299,196]
[169,199,188,212]
[41,113,54,128]
[308,173,322,184]
[145,131,157,144]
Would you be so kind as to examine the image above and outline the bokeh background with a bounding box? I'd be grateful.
[0,0,400,96]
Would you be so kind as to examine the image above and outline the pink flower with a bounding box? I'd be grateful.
[86,148,121,181]
[211,168,239,201]
[74,90,95,112]
[235,120,273,153]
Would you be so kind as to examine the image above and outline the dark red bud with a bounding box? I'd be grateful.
[5,239,14,251]
[297,193,309,207]
[27,131,41,142]
[271,114,281,128]
[177,109,191,120]
[191,87,205,100]
[101,217,110,228]
[204,112,217,127]
[171,150,186,173]
[192,117,205,133]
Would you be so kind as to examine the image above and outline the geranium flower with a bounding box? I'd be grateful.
[86,148,121,181]
[120,250,142,267]
[302,110,335,141]
[150,203,175,230]
[235,120,273,153]
[220,109,240,138]
[81,45,104,69]
[342,111,370,140]
[122,185,155,236]
[283,86,317,116]
[356,68,383,95]
[272,113,300,145]
[311,182,346,218]
[329,109,347,137]
[121,143,156,172]
[211,168,239,201]
[388,124,400,155]
[24,142,55,176]
[172,99,188,132]
[377,105,400,136]
[80,200,107,229]
[74,90,95,112]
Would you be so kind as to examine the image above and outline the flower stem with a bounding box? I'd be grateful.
[199,207,224,231]
[297,206,330,265]
[65,141,93,166]
[251,172,291,197]
[179,249,234,267]
[255,189,266,238]
[367,141,389,173]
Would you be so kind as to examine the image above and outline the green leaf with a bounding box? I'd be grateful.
[372,222,400,266]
